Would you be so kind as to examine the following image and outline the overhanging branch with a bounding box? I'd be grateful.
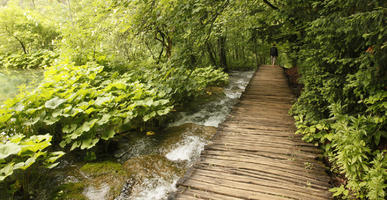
[263,0,279,10]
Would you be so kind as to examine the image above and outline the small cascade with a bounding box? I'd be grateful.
[166,135,206,164]
[127,177,179,200]
[83,183,110,200]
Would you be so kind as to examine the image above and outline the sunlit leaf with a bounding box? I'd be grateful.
[45,97,66,109]
[0,143,21,159]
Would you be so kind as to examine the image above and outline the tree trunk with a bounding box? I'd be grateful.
[13,36,27,54]
[242,47,246,61]
[207,42,217,66]
[166,36,172,58]
[218,36,227,71]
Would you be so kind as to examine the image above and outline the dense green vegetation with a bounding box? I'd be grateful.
[275,1,387,199]
[0,0,386,199]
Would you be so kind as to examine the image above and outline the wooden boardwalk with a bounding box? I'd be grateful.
[174,65,331,200]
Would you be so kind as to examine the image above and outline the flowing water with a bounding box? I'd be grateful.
[170,71,254,128]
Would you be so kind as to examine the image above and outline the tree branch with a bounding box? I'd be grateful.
[4,26,27,54]
[263,0,279,10]
[144,40,156,60]
[13,36,28,54]
[155,28,166,63]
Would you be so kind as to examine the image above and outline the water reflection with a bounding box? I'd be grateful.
[0,69,43,103]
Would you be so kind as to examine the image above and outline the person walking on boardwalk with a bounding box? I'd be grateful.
[270,44,278,66]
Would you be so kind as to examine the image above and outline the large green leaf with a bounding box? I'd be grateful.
[63,124,78,134]
[45,97,66,109]
[46,151,65,164]
[97,114,111,126]
[0,162,15,181]
[80,138,99,150]
[95,96,111,106]
[101,128,115,140]
[143,111,156,121]
[0,143,21,159]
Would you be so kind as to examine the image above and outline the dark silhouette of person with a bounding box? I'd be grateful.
[270,44,278,66]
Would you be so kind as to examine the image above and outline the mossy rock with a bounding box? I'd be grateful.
[52,183,87,200]
[80,161,129,199]
[205,86,225,97]
[47,161,128,200]
[122,154,184,198]
[123,154,184,179]
[80,161,125,177]
[157,123,217,155]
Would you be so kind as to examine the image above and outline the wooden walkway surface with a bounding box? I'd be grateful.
[174,65,331,200]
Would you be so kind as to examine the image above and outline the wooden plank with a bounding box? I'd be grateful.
[202,149,327,169]
[197,157,330,182]
[211,137,321,152]
[203,145,322,165]
[194,165,330,190]
[181,187,241,200]
[180,178,289,200]
[205,143,320,160]
[203,147,322,164]
[222,124,296,133]
[188,172,329,200]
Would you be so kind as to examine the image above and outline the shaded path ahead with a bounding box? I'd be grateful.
[174,65,331,200]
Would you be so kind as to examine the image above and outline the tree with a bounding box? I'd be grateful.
[0,4,59,55]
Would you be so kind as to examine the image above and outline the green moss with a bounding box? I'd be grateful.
[79,161,129,199]
[123,154,184,178]
[80,161,124,177]
[52,183,87,200]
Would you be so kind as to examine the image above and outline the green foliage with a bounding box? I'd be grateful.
[191,66,229,90]
[0,62,165,150]
[0,60,228,151]
[283,0,387,199]
[0,3,59,55]
[0,134,64,182]
[0,57,227,200]
[0,50,58,69]
[365,152,387,200]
